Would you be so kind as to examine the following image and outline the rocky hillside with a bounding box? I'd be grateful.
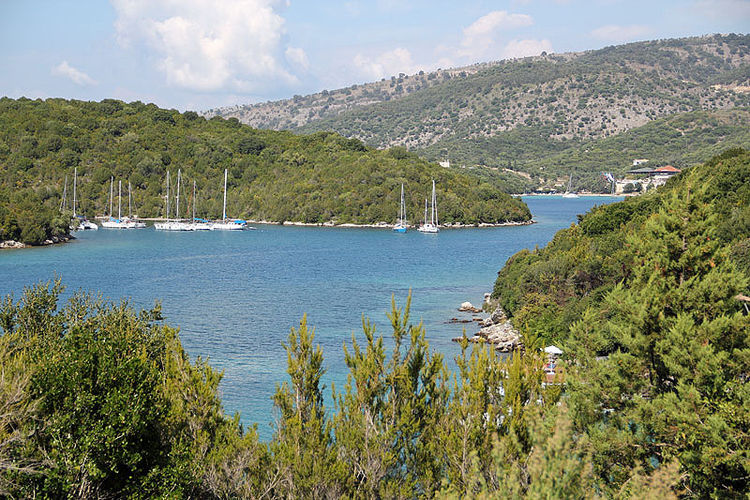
[207,34,750,181]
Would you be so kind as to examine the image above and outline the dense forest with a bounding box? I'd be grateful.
[0,149,746,497]
[210,34,750,188]
[0,97,530,245]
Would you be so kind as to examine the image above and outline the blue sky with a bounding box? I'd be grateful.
[1,0,748,111]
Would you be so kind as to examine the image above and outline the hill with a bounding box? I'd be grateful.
[207,34,750,188]
[0,97,531,244]
[490,148,750,494]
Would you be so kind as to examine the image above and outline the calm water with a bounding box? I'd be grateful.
[1,196,621,438]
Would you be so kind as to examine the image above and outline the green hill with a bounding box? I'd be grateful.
[209,34,750,189]
[0,97,530,244]
[491,148,750,494]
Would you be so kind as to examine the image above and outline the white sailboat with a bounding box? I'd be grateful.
[155,169,192,231]
[211,169,247,230]
[393,183,407,233]
[122,181,146,228]
[417,179,439,233]
[189,179,212,230]
[101,179,132,228]
[69,167,98,230]
[562,173,579,198]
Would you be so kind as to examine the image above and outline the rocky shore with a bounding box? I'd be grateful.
[451,301,522,353]
[0,235,72,249]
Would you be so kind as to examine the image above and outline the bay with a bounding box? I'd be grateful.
[0,195,622,438]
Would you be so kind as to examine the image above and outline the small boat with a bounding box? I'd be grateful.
[101,179,134,229]
[121,181,146,228]
[417,179,439,233]
[155,169,193,231]
[393,183,407,233]
[211,169,248,230]
[562,173,579,199]
[189,180,212,230]
[69,168,98,230]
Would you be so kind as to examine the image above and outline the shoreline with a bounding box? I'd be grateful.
[248,219,535,229]
[515,192,629,198]
[0,234,74,250]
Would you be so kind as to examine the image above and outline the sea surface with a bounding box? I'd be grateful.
[1,195,622,439]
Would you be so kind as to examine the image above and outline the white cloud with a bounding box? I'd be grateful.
[457,10,534,62]
[285,47,309,71]
[590,24,652,43]
[692,0,750,20]
[353,47,419,80]
[51,61,98,86]
[111,0,302,92]
[501,38,553,58]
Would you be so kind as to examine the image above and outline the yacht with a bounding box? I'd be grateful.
[393,183,407,233]
[417,179,439,233]
[211,169,248,230]
[155,169,193,231]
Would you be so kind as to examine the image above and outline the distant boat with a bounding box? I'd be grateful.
[562,173,579,199]
[417,179,439,233]
[211,169,248,230]
[101,179,135,229]
[393,183,407,233]
[122,181,146,228]
[189,180,212,230]
[70,167,97,230]
[155,169,192,231]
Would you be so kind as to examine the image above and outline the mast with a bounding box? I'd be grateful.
[128,181,132,218]
[176,169,181,220]
[61,175,68,211]
[109,176,113,216]
[72,169,76,216]
[432,179,438,227]
[193,180,196,221]
[165,171,170,221]
[118,180,122,220]
[400,184,405,224]
[424,198,428,226]
[222,168,228,221]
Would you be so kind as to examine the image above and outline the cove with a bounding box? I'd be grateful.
[0,195,622,438]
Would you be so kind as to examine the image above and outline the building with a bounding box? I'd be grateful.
[615,165,682,194]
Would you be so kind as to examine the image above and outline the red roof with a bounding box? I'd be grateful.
[654,165,681,173]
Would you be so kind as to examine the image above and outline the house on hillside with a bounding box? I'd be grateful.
[615,165,682,194]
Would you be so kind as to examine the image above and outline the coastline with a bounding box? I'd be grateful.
[248,219,535,229]
[515,192,630,198]
[0,234,73,250]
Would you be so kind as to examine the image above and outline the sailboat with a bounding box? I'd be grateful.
[393,183,407,233]
[189,180,212,230]
[101,179,133,228]
[562,173,579,199]
[211,169,248,230]
[417,179,439,233]
[122,182,146,228]
[155,169,192,230]
[69,167,98,230]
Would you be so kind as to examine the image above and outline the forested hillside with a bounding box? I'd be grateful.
[1,150,747,497]
[209,34,750,186]
[491,148,750,495]
[0,97,530,244]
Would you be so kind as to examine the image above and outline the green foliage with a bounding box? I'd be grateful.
[0,279,268,498]
[0,97,530,231]
[493,149,750,496]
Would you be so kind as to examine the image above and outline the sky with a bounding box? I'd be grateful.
[1,0,749,112]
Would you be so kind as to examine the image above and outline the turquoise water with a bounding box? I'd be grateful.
[1,196,621,438]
